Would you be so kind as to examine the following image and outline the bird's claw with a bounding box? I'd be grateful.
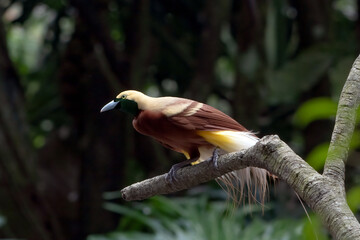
[209,147,220,170]
[166,166,179,183]
[165,151,220,184]
[165,160,192,184]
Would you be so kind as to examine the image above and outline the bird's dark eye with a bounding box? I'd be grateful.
[114,95,127,102]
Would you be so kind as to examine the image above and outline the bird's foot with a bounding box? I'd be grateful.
[208,147,220,170]
[166,165,179,183]
[165,159,193,184]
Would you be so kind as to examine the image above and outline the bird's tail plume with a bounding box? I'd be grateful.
[218,167,271,208]
[197,130,274,207]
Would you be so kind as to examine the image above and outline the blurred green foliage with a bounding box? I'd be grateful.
[293,98,337,128]
[88,196,306,240]
[347,186,360,212]
[1,0,360,239]
[266,50,333,105]
[302,214,329,240]
[6,3,71,149]
[305,142,330,171]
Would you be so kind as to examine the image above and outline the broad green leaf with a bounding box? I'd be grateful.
[102,191,123,200]
[215,57,235,88]
[346,186,360,212]
[302,214,329,240]
[305,130,360,171]
[293,97,337,128]
[350,130,360,149]
[94,196,305,240]
[266,51,333,105]
[265,0,288,68]
[305,143,330,171]
[103,202,167,233]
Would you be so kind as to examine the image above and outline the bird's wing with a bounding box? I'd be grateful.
[168,101,247,132]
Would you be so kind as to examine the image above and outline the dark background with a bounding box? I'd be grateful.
[0,0,360,239]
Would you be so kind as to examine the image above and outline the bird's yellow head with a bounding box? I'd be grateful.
[100,90,144,116]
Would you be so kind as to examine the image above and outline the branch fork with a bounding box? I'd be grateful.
[120,55,360,240]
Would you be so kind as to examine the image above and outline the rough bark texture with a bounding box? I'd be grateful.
[324,56,360,188]
[121,55,360,239]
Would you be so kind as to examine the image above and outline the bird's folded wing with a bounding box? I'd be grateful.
[168,101,247,132]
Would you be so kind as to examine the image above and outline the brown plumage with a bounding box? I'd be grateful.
[101,90,270,205]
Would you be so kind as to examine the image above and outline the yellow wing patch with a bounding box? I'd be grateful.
[196,130,258,153]
[181,150,191,160]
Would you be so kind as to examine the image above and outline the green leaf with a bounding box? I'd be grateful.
[305,129,360,171]
[264,0,288,68]
[102,191,123,200]
[95,196,305,240]
[305,142,330,171]
[302,214,329,240]
[266,51,333,105]
[346,186,360,212]
[103,202,167,233]
[293,97,337,128]
[350,130,360,149]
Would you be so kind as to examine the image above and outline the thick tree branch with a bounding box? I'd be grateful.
[121,135,317,201]
[121,55,360,239]
[324,54,360,185]
[121,149,247,201]
[122,135,360,239]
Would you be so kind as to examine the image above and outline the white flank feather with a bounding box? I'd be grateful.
[197,130,270,208]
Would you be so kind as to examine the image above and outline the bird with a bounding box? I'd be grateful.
[101,90,270,205]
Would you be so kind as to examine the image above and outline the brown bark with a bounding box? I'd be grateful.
[231,0,261,128]
[55,17,128,239]
[69,0,129,87]
[0,18,64,240]
[292,0,331,48]
[185,0,230,102]
[126,0,152,89]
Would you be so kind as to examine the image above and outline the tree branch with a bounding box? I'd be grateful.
[121,135,317,201]
[324,54,360,186]
[120,55,360,239]
[122,135,360,239]
[121,148,247,201]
